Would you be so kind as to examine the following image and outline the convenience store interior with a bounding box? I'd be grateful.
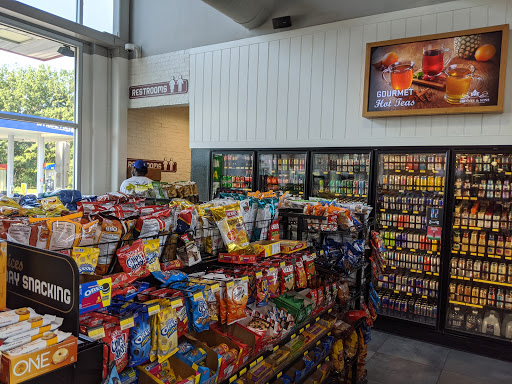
[1,0,512,384]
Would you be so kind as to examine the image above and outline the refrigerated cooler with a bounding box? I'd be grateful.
[310,151,371,201]
[375,151,448,326]
[258,152,307,196]
[211,151,254,198]
[447,151,512,340]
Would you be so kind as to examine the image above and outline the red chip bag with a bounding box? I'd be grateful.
[116,239,149,278]
[266,267,280,298]
[294,259,307,289]
[280,264,295,293]
[302,254,316,287]
[103,325,129,375]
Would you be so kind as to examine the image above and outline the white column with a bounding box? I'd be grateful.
[6,135,14,197]
[36,135,44,195]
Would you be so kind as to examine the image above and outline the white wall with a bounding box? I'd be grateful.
[81,52,129,194]
[129,50,190,109]
[189,0,512,149]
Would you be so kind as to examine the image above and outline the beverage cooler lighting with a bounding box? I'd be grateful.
[447,152,512,339]
[311,152,370,200]
[376,152,447,326]
[258,153,307,195]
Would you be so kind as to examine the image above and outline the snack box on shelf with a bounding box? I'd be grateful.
[218,254,257,264]
[0,336,78,384]
[222,322,258,362]
[280,240,307,254]
[250,241,281,258]
[179,335,220,384]
[246,360,273,384]
[79,275,112,315]
[137,355,198,384]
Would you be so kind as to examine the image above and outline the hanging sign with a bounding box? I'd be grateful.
[426,207,443,240]
[6,242,79,335]
[129,76,188,99]
[363,24,508,117]
[127,158,177,173]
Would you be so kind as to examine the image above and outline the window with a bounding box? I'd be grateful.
[83,0,114,34]
[16,0,115,34]
[0,24,77,196]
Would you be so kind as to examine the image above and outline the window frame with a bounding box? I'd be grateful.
[0,16,82,191]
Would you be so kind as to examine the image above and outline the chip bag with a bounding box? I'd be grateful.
[128,311,151,367]
[72,247,99,274]
[280,264,295,293]
[40,196,68,216]
[266,267,280,298]
[210,203,250,253]
[117,239,150,279]
[151,300,179,363]
[255,270,269,307]
[302,254,316,287]
[227,277,248,325]
[294,259,307,289]
[45,215,83,251]
[143,239,161,273]
[185,289,210,332]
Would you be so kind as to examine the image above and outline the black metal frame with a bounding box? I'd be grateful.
[205,145,512,360]
[209,150,257,200]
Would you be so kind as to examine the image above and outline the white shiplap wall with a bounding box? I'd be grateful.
[189,0,512,149]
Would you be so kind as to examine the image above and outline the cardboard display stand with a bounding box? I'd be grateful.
[5,242,103,384]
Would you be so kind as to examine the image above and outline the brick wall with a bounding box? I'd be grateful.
[127,106,191,183]
[129,50,190,109]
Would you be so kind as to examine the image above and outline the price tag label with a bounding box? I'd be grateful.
[227,281,235,288]
[410,249,416,252]
[257,356,263,363]
[434,272,439,276]
[427,251,433,254]
[88,326,105,340]
[315,317,320,322]
[304,351,308,356]
[406,293,412,296]
[317,364,321,369]
[402,210,408,214]
[396,247,402,250]
[413,211,419,214]
[320,250,324,256]
[391,266,396,270]
[273,345,279,352]
[211,283,220,291]
[242,276,249,282]
[317,341,321,345]
[250,361,256,368]
[229,375,237,383]
[240,368,247,376]
[394,290,399,294]
[291,333,296,339]
[300,328,304,334]
[422,295,427,299]
[120,316,135,331]
[328,332,332,336]
[277,372,282,379]
[328,308,332,313]
[426,272,432,275]
[148,304,160,316]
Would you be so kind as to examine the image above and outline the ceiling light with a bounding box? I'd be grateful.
[57,46,74,58]
[0,29,32,44]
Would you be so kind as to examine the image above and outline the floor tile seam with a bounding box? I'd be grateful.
[371,351,444,370]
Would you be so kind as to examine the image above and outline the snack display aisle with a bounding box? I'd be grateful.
[258,152,308,196]
[211,151,255,198]
[447,151,512,340]
[310,151,371,202]
[375,150,448,326]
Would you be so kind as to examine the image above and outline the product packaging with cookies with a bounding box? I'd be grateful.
[0,334,77,383]
[0,308,37,328]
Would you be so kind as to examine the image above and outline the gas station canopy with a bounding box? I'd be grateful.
[0,111,73,141]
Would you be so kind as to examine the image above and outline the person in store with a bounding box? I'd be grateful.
[120,160,153,194]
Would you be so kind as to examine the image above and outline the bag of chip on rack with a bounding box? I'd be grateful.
[210,203,250,253]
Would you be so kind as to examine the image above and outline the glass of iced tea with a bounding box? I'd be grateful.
[422,44,452,79]
[444,64,482,104]
[382,61,414,90]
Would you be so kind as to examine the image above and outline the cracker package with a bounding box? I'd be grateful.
[294,259,307,289]
[227,277,248,325]
[143,239,161,273]
[128,311,151,367]
[104,324,129,374]
[302,254,316,287]
[280,264,295,293]
[72,247,99,274]
[266,267,280,298]
[150,301,178,363]
[117,239,150,279]
[255,271,269,307]
[210,203,250,253]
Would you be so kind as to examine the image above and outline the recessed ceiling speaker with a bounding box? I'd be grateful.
[272,16,292,29]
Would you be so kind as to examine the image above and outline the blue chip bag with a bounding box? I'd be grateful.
[184,288,210,333]
[128,310,152,367]
[152,269,188,286]
[177,341,195,354]
[119,367,138,384]
[101,362,121,384]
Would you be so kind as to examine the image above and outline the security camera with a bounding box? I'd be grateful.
[124,43,141,58]
[125,43,136,52]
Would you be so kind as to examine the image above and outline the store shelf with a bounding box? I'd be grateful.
[379,224,427,232]
[450,250,512,261]
[378,208,425,215]
[452,225,512,234]
[378,286,437,301]
[383,245,440,256]
[385,265,440,276]
[220,305,335,384]
[449,275,512,288]
[379,187,444,194]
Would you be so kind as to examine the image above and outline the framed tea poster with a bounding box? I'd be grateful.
[362,24,509,117]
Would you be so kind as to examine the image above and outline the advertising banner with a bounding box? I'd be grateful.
[363,25,508,117]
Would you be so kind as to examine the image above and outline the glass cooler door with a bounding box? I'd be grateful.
[310,151,371,201]
[211,152,254,198]
[375,151,447,326]
[258,152,307,196]
[447,151,512,340]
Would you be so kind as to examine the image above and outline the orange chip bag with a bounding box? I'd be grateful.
[226,277,248,325]
[210,203,250,253]
[294,259,307,289]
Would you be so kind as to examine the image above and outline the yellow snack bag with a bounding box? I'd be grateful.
[40,196,68,216]
[45,216,82,251]
[157,302,178,362]
[143,238,161,272]
[210,203,250,253]
[150,308,159,362]
[72,247,99,274]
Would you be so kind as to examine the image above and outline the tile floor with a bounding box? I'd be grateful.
[365,330,512,384]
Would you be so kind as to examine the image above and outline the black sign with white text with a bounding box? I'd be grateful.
[7,243,79,335]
